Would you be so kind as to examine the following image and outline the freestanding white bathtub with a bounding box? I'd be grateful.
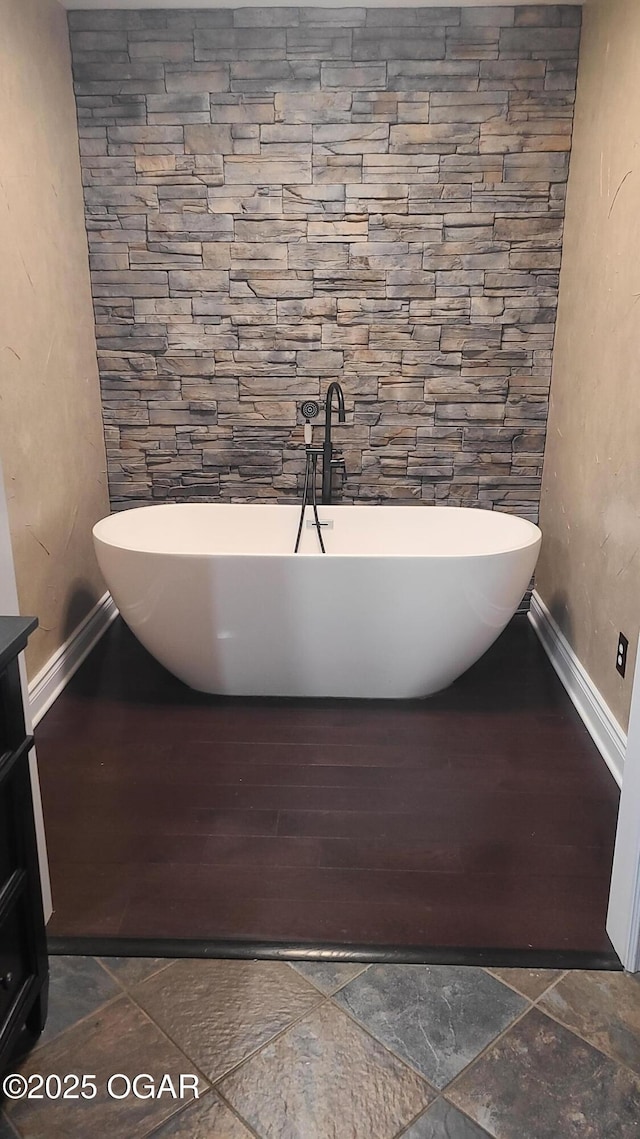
[93,503,541,699]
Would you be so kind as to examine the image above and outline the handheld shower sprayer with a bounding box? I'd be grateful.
[294,399,325,554]
[301,400,320,445]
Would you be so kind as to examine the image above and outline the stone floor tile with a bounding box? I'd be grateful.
[538,969,640,1074]
[219,1000,433,1139]
[98,956,174,988]
[403,1097,493,1138]
[449,1007,640,1139]
[486,967,564,1001]
[38,956,120,1046]
[132,959,323,1082]
[289,960,368,993]
[0,1115,18,1139]
[5,997,206,1139]
[334,964,527,1088]
[148,1091,254,1137]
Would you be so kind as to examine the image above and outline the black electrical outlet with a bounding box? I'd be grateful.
[616,633,629,677]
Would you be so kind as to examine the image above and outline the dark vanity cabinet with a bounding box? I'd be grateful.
[0,617,48,1072]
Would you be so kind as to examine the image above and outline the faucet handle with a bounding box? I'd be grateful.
[330,452,346,472]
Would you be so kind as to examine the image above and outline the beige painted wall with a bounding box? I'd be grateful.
[0,0,109,678]
[537,0,640,730]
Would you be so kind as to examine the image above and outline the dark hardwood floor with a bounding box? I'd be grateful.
[36,616,620,957]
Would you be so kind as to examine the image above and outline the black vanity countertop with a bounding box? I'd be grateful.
[0,616,38,672]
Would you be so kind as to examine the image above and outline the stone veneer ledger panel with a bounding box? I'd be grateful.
[70,5,580,516]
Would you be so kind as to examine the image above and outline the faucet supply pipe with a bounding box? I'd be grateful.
[321,381,346,506]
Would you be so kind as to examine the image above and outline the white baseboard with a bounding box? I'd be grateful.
[29,592,118,727]
[528,590,626,787]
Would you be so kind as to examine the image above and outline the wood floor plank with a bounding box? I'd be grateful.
[36,616,619,953]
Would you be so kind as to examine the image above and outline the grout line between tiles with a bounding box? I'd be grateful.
[209,993,332,1089]
[96,955,178,990]
[287,960,370,995]
[213,1086,271,1139]
[391,1094,447,1139]
[118,961,330,1093]
[0,1110,21,1139]
[109,989,216,1120]
[140,1087,264,1139]
[206,990,436,1139]
[139,1096,208,1139]
[29,992,125,1056]
[325,963,581,1097]
[45,970,216,1112]
[325,964,579,1105]
[26,962,637,1099]
[323,989,439,1094]
[12,963,633,1138]
[23,980,211,1115]
[392,1092,496,1139]
[437,1000,537,1101]
[440,1098,497,1139]
[438,964,632,1107]
[525,975,640,1082]
[529,970,570,1001]
[437,1096,498,1139]
[15,962,267,1139]
[119,981,214,1078]
[5,991,208,1139]
[484,967,569,1001]
[28,956,183,1058]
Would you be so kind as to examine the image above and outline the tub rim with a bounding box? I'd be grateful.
[93,502,542,561]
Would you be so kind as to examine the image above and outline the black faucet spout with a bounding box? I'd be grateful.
[321,381,346,505]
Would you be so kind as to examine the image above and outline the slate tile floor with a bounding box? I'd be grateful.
[2,957,640,1139]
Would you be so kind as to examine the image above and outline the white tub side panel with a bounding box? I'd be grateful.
[95,535,539,699]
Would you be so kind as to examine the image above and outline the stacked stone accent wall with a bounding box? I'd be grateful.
[69,5,580,515]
